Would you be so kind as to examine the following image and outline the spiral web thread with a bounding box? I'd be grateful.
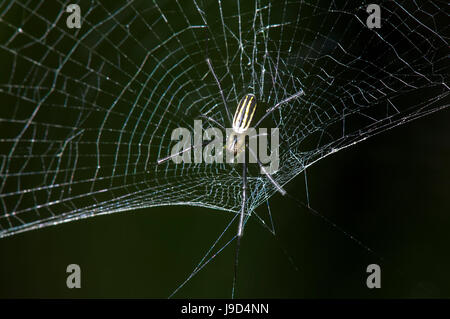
[0,0,448,239]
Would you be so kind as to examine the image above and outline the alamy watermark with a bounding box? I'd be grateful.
[168,120,279,174]
[66,263,81,289]
[366,4,381,29]
[66,4,81,29]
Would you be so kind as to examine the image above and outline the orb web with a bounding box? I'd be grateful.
[0,0,448,239]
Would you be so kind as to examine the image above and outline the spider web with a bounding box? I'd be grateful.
[0,0,448,242]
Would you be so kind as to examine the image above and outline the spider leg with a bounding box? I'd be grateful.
[254,89,305,128]
[232,149,247,299]
[156,140,211,164]
[237,156,247,238]
[198,113,225,130]
[158,113,223,164]
[247,146,286,196]
[206,58,233,123]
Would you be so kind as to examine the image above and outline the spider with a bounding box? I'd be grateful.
[157,57,304,297]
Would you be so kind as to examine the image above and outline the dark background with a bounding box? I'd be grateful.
[0,108,448,298]
[0,0,449,298]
